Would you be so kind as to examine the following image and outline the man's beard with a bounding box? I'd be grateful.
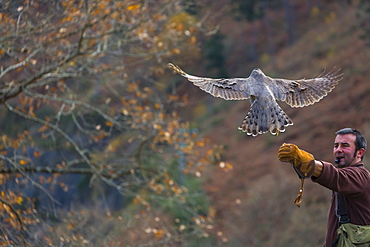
[335,151,357,168]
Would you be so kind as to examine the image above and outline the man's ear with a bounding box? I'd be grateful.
[357,148,365,159]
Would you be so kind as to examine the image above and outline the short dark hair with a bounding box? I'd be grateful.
[336,128,367,160]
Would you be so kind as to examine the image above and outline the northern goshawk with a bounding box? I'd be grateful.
[169,63,342,136]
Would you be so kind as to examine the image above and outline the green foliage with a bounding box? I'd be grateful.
[183,0,199,16]
[231,0,265,22]
[358,0,370,45]
[204,32,228,78]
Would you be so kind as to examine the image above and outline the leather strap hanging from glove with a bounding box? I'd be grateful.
[278,143,316,207]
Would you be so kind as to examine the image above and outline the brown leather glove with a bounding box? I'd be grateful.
[278,143,315,178]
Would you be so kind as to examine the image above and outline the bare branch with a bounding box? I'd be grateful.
[24,88,128,131]
[0,49,41,80]
[0,153,60,205]
[0,197,27,247]
[4,102,93,168]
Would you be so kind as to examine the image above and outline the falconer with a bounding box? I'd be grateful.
[278,128,370,247]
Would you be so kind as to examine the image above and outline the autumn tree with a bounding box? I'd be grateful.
[0,0,226,246]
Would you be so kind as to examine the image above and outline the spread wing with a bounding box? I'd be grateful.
[168,63,251,100]
[266,69,343,108]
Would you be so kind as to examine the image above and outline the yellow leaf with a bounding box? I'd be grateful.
[190,36,196,44]
[154,229,165,239]
[19,160,27,165]
[196,140,205,147]
[219,162,233,172]
[133,197,139,204]
[33,150,41,157]
[111,11,119,19]
[17,197,23,205]
[171,48,181,54]
[63,16,72,22]
[177,24,183,31]
[38,125,49,133]
[127,4,140,11]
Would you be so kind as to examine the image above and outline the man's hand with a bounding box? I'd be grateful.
[278,143,315,178]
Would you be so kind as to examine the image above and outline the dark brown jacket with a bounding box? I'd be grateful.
[312,162,370,247]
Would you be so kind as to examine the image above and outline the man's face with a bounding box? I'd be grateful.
[333,134,362,167]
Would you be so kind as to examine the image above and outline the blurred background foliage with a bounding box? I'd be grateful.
[0,0,369,246]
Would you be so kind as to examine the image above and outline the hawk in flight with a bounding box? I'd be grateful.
[169,63,342,136]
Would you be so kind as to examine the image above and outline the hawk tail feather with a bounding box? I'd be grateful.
[238,100,293,136]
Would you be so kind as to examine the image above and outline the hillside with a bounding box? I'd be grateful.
[180,1,370,246]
